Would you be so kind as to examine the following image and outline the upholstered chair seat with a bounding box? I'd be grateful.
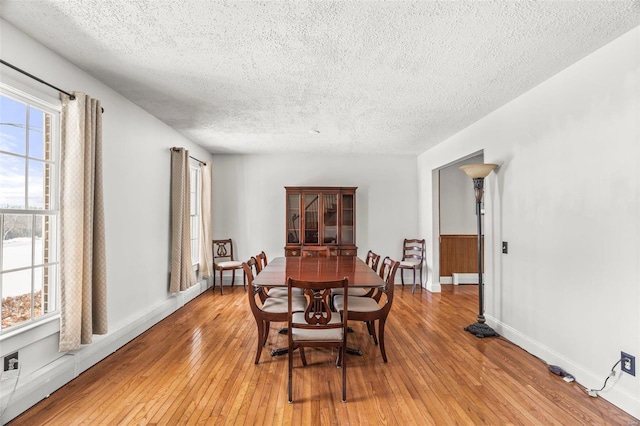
[262,294,307,313]
[333,294,378,312]
[267,287,304,297]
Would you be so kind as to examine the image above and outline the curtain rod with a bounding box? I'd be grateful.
[0,58,105,113]
[171,147,207,166]
[1,58,76,99]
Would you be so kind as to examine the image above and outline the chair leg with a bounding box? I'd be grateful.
[243,270,247,291]
[366,320,374,336]
[219,270,224,295]
[341,345,347,402]
[379,318,388,363]
[212,269,216,292]
[254,318,264,364]
[400,268,405,287]
[369,321,378,345]
[299,347,307,366]
[288,345,294,403]
[412,268,417,294]
[231,269,235,287]
[262,321,270,346]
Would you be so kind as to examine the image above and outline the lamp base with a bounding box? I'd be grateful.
[465,322,499,338]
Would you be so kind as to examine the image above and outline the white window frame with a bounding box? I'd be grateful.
[0,84,61,336]
[189,162,201,268]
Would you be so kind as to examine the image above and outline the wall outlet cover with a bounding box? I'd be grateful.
[621,352,636,376]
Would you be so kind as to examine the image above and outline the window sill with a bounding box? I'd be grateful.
[0,315,60,353]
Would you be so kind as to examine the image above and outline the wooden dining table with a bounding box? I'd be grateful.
[253,255,386,356]
[253,255,385,288]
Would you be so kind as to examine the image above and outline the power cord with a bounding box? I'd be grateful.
[0,365,21,422]
[586,359,621,397]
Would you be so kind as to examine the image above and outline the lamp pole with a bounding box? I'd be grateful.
[473,177,486,324]
[459,164,499,338]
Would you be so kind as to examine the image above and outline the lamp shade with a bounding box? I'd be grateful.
[459,163,498,179]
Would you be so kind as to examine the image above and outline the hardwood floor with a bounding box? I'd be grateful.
[11,284,638,425]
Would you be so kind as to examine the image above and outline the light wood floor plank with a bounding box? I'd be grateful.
[9,284,638,425]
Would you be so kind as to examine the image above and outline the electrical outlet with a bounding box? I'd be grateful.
[502,241,508,254]
[3,352,18,372]
[621,352,635,376]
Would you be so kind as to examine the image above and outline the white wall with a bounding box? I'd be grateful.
[439,153,483,235]
[211,154,418,266]
[0,20,213,423]
[418,26,640,417]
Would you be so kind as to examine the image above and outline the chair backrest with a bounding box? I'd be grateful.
[213,239,236,262]
[287,277,349,336]
[256,251,268,272]
[365,250,381,272]
[402,239,425,262]
[243,258,263,313]
[374,257,399,310]
[301,246,332,258]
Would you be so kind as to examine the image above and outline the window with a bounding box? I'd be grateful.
[0,87,60,333]
[189,163,200,266]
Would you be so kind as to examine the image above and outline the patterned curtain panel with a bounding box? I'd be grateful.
[199,162,213,278]
[59,92,108,352]
[170,148,195,292]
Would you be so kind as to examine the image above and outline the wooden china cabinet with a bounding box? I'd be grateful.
[284,186,357,257]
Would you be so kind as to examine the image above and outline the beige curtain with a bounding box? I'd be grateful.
[170,148,195,292]
[59,92,108,352]
[198,162,213,278]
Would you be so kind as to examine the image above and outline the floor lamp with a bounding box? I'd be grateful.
[459,163,499,338]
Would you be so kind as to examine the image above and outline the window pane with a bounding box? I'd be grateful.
[2,214,33,270]
[28,160,46,209]
[304,194,319,244]
[323,194,337,244]
[0,153,26,208]
[1,90,59,332]
[0,96,27,155]
[28,107,45,159]
[2,269,31,329]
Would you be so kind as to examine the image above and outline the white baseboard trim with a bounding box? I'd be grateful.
[487,315,640,420]
[452,273,483,285]
[440,276,453,284]
[0,279,210,424]
[426,281,441,292]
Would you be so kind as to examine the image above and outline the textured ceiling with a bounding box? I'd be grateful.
[1,1,639,155]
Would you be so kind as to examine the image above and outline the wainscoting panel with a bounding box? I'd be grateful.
[439,234,482,278]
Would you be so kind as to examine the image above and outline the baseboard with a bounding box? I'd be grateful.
[0,279,210,424]
[452,273,483,285]
[487,316,640,420]
[1,354,76,423]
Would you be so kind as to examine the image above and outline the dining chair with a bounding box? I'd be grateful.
[301,245,333,257]
[254,251,302,299]
[243,259,307,364]
[398,238,425,293]
[365,250,381,272]
[333,257,399,362]
[255,251,268,272]
[287,276,349,403]
[213,238,244,295]
[331,250,380,300]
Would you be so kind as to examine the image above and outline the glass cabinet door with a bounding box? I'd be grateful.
[341,194,354,244]
[322,193,338,244]
[286,194,300,244]
[304,193,320,244]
